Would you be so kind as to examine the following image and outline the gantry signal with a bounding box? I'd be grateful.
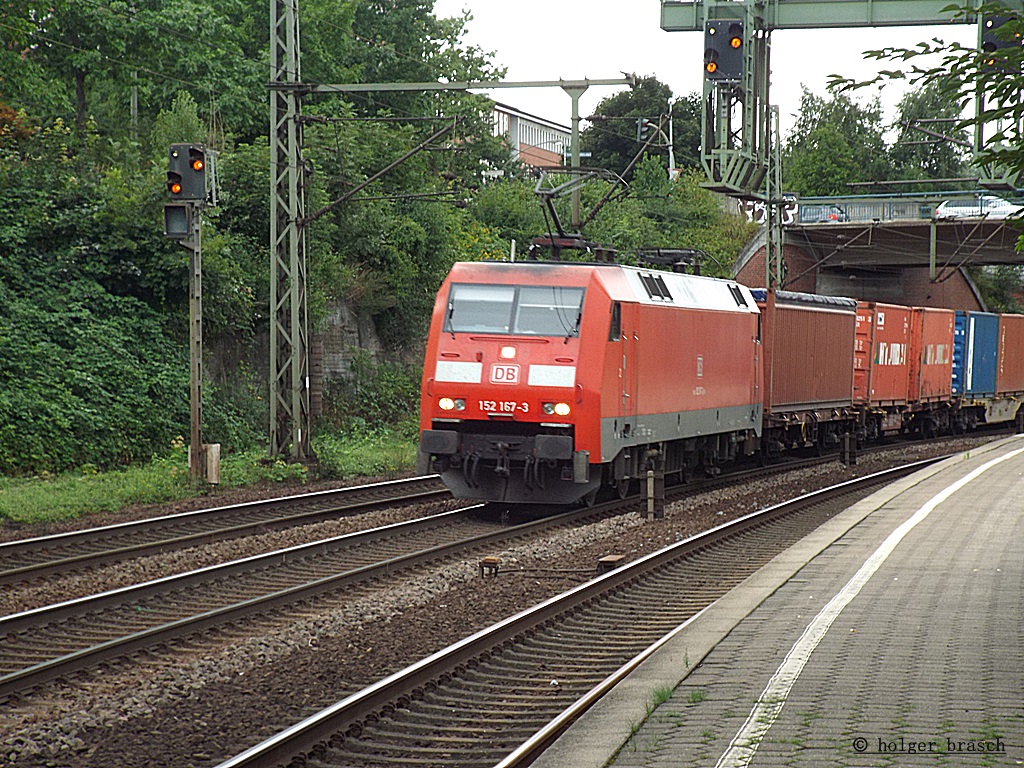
[981,14,1022,66]
[704,20,745,81]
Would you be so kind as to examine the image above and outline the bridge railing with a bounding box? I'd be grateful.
[796,196,937,224]
[741,192,1023,226]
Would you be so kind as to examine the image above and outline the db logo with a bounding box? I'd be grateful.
[490,364,520,384]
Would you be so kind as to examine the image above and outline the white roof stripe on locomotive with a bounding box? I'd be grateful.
[527,365,576,387]
[621,267,759,312]
[435,361,483,383]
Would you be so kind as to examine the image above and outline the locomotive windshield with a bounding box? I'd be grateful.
[445,284,585,337]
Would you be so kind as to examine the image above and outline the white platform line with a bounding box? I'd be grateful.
[715,446,1024,768]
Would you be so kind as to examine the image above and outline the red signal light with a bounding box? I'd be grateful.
[167,170,184,196]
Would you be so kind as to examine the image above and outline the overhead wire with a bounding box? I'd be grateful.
[16,6,645,189]
[0,19,206,93]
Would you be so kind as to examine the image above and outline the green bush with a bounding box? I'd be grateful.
[0,281,189,474]
[320,351,421,440]
[312,431,417,481]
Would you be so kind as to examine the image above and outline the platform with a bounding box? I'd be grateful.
[533,436,1024,768]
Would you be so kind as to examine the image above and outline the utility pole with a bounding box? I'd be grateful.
[667,98,676,179]
[562,84,588,229]
[269,0,311,462]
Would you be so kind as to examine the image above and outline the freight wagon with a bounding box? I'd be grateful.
[751,289,857,456]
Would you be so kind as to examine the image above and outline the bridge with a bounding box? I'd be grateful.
[742,192,1024,271]
[735,192,1024,308]
[788,193,1024,274]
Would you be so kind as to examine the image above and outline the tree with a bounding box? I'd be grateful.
[969,265,1024,312]
[582,76,700,178]
[828,3,1024,183]
[783,88,891,196]
[889,81,969,183]
[2,0,268,145]
[0,1,67,117]
[578,157,757,276]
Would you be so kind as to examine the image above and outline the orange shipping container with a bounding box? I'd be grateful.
[908,307,954,403]
[997,314,1024,395]
[854,302,912,406]
[754,289,856,412]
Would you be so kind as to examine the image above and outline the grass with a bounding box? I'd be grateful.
[651,685,676,708]
[312,431,418,480]
[0,431,420,527]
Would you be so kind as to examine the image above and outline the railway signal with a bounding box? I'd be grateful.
[167,143,207,201]
[162,143,211,482]
[704,20,744,81]
[981,15,1022,67]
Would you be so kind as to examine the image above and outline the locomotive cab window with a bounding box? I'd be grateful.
[514,286,585,336]
[446,284,516,333]
[445,283,585,337]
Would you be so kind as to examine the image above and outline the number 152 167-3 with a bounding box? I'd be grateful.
[479,400,528,413]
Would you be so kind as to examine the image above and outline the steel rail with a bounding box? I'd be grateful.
[2,432,990,587]
[0,451,857,703]
[214,458,939,768]
[0,475,447,584]
[0,496,633,702]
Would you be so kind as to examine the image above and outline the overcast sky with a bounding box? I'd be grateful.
[431,0,976,139]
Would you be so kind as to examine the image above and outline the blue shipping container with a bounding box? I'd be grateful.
[952,311,998,397]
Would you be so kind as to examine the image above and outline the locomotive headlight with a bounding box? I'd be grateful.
[500,346,516,359]
[439,397,456,411]
[543,402,571,416]
[455,398,466,411]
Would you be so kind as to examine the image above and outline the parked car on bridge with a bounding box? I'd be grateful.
[935,196,1024,220]
[798,203,848,223]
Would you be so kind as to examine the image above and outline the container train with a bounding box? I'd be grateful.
[418,260,1024,505]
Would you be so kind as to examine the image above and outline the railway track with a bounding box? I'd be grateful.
[0,456,824,704]
[0,475,448,585]
[1,431,991,593]
[216,460,938,768]
[0,491,655,703]
[0,440,980,706]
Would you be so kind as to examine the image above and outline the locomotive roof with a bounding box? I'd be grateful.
[446,261,758,313]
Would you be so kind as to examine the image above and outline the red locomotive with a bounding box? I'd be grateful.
[418,260,762,504]
[419,263,1024,505]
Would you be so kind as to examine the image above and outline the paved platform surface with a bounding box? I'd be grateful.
[533,437,1024,768]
